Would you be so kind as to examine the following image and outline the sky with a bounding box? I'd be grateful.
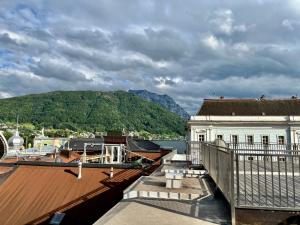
[1,0,300,114]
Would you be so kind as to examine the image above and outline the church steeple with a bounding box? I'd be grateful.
[8,115,24,150]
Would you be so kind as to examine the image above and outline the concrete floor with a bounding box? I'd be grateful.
[94,176,231,225]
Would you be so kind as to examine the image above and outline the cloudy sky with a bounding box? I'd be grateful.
[1,0,300,114]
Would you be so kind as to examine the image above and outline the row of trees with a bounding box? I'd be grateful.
[0,91,186,136]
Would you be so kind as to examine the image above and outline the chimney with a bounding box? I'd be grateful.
[77,162,82,179]
[110,167,114,178]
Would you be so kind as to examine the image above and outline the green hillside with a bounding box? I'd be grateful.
[0,91,186,135]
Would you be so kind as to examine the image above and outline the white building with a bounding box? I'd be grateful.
[188,98,300,146]
[33,129,68,151]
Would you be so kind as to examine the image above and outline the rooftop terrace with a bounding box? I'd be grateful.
[94,153,231,225]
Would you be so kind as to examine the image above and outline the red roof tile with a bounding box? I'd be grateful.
[197,98,300,116]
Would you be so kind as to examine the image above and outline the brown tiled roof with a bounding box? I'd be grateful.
[197,99,300,116]
[0,165,143,225]
[127,151,164,161]
[0,166,14,175]
[0,158,18,163]
[60,151,81,163]
[104,136,127,144]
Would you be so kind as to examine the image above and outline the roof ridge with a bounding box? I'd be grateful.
[204,98,300,101]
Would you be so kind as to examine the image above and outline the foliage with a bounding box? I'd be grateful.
[2,130,13,140]
[0,91,186,136]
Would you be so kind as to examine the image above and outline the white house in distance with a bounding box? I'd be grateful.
[188,97,300,147]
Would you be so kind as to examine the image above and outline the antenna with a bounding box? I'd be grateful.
[16,115,19,132]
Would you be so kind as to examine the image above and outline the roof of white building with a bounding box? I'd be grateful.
[197,98,300,116]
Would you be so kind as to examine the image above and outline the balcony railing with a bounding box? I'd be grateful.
[227,142,300,151]
[188,141,300,211]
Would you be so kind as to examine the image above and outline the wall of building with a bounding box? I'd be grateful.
[190,124,291,144]
[34,138,68,149]
[188,116,300,145]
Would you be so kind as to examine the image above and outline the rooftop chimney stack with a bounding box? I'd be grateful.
[77,162,82,179]
[110,167,114,178]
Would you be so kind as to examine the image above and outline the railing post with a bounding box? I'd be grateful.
[208,144,211,173]
[230,149,236,225]
[202,142,205,167]
[236,153,240,207]
[216,144,219,185]
[198,141,201,165]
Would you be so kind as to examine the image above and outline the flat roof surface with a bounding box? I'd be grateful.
[95,158,231,225]
[95,188,231,225]
[0,165,143,225]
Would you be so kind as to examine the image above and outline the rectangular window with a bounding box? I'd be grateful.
[278,136,285,145]
[232,135,238,144]
[247,135,254,145]
[113,146,119,162]
[217,135,223,140]
[262,136,269,145]
[199,134,205,142]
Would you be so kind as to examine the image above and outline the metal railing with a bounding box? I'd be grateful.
[235,150,300,209]
[191,141,300,211]
[228,142,300,151]
[187,141,202,165]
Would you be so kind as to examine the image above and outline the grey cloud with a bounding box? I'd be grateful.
[62,28,113,50]
[29,59,89,82]
[1,0,300,113]
[115,28,188,61]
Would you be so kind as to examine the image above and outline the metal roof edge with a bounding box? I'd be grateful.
[15,161,142,169]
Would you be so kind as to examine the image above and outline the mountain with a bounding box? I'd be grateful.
[0,91,185,135]
[128,90,190,119]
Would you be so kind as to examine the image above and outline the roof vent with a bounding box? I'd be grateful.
[262,112,266,116]
[77,162,82,179]
[110,167,114,178]
[231,112,235,116]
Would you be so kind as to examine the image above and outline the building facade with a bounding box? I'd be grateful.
[33,129,68,150]
[188,98,300,146]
